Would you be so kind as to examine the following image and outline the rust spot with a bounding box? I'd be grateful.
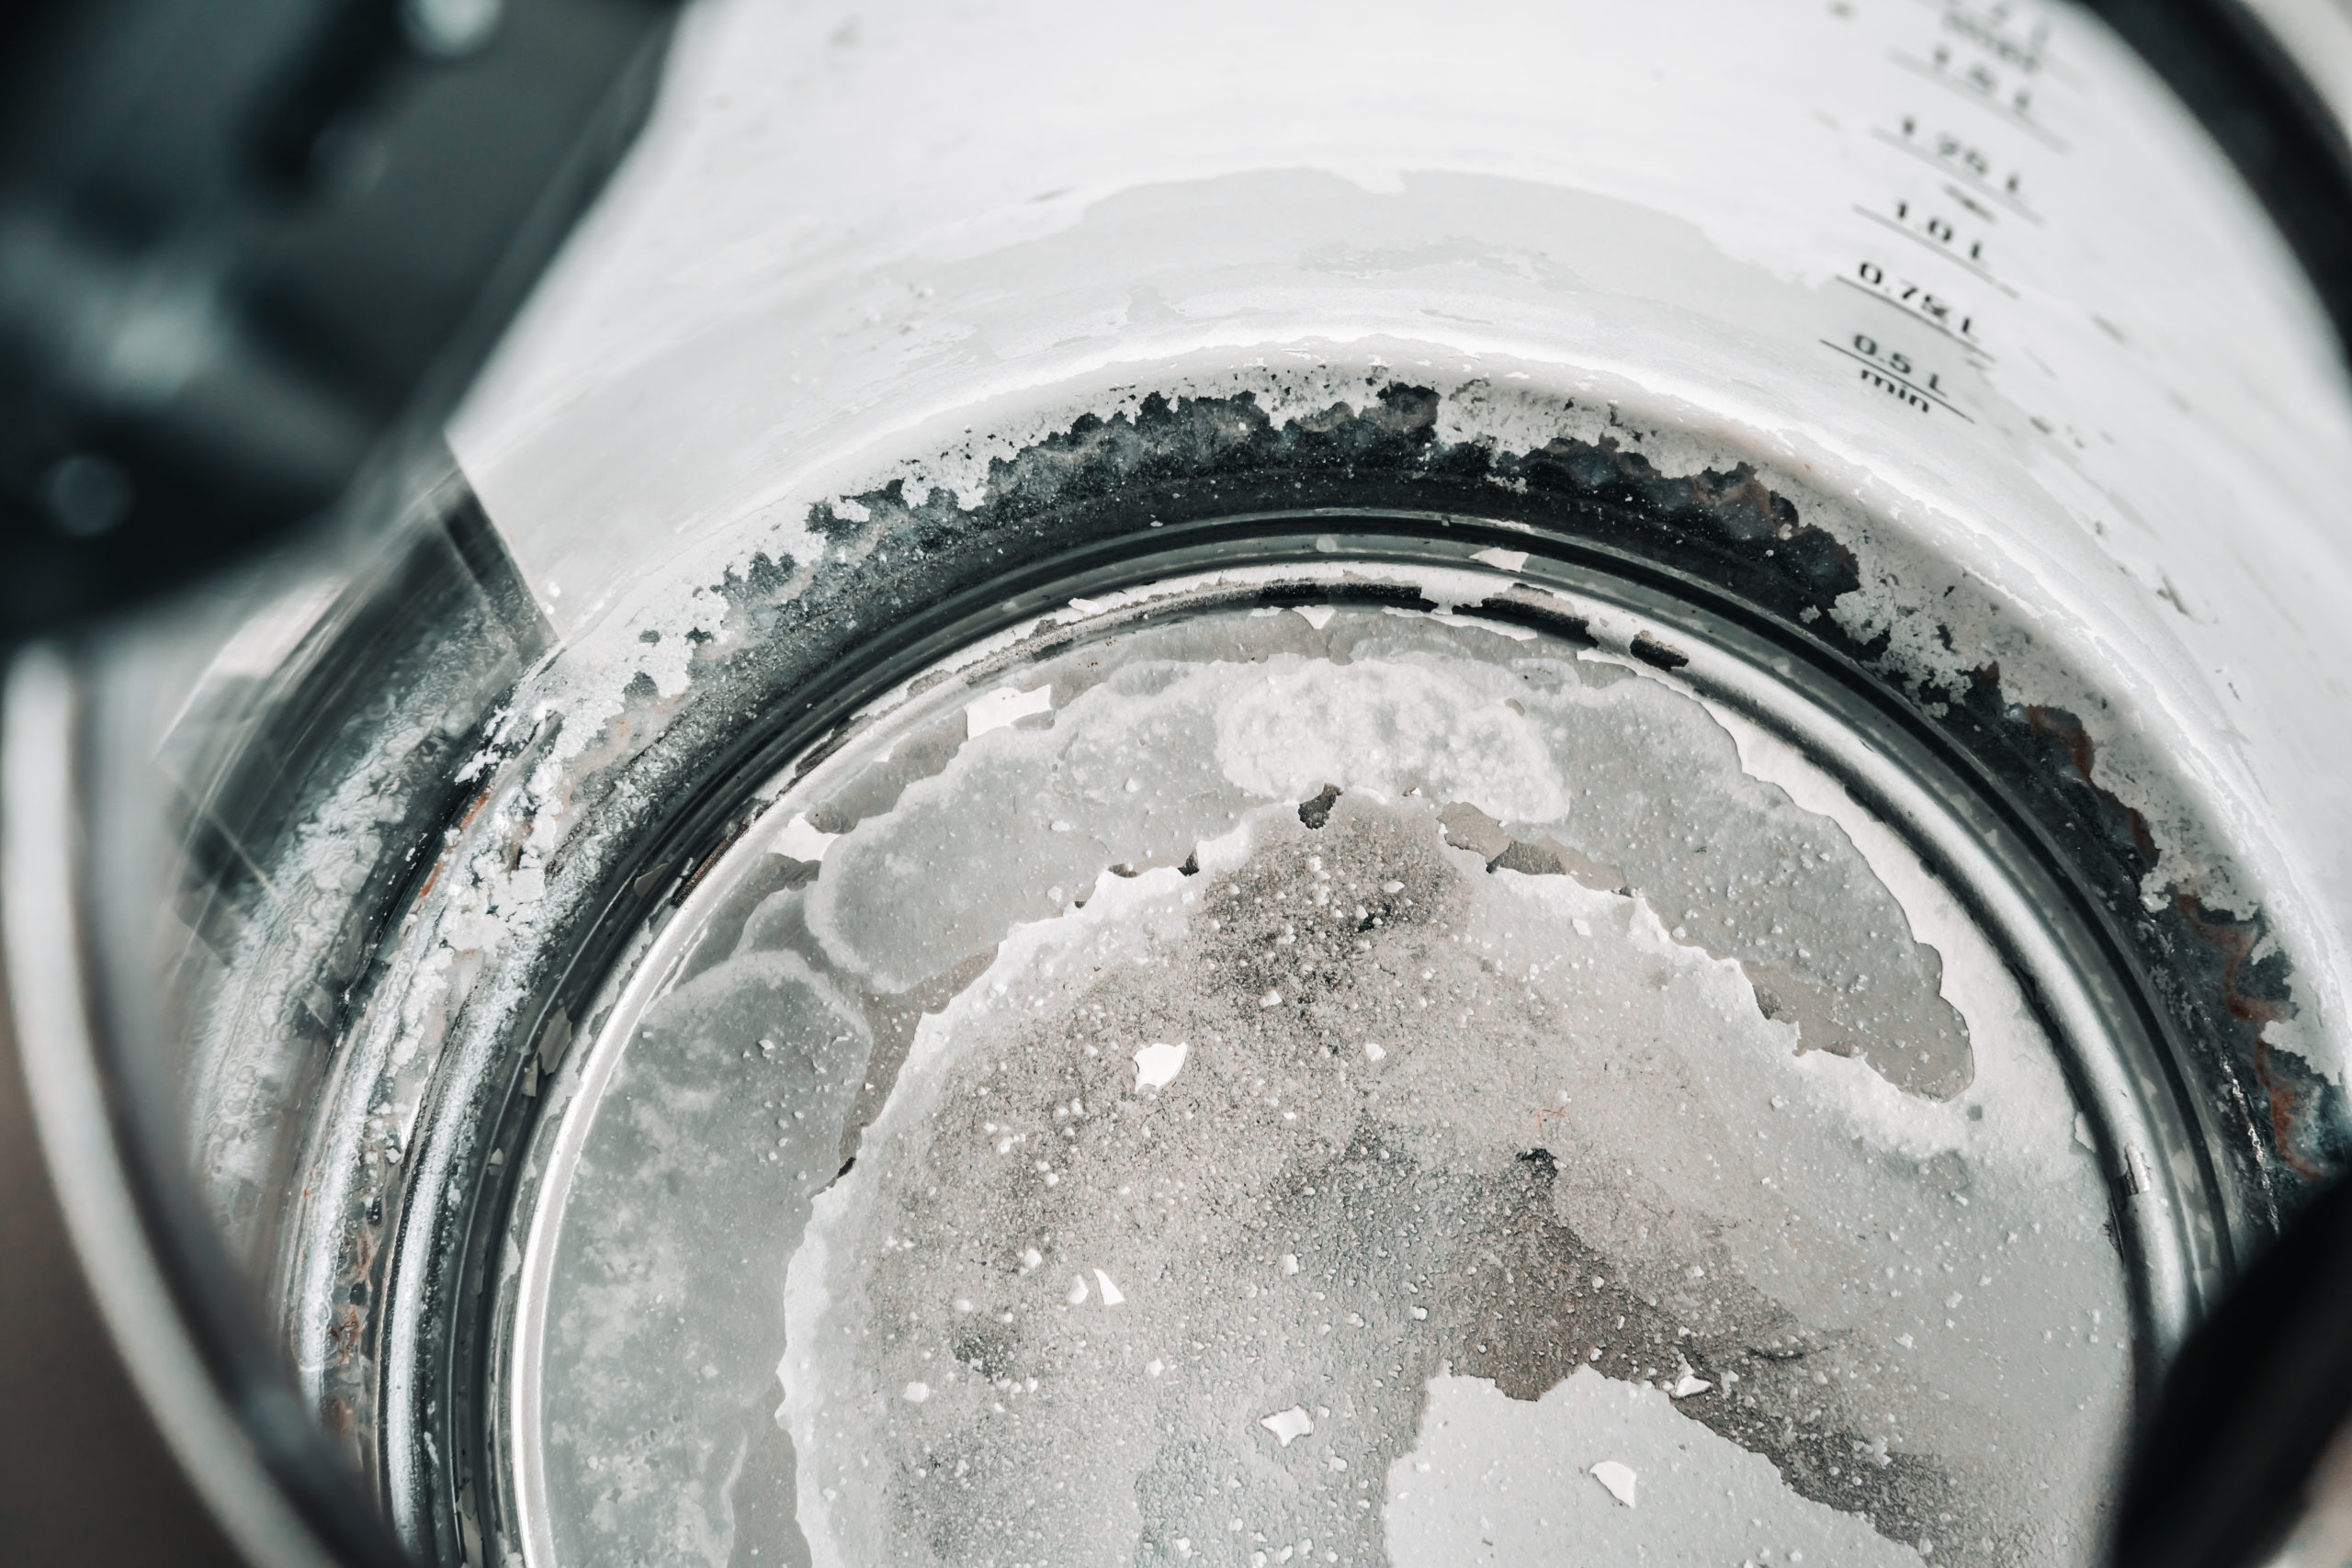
[2025,705,2096,781]
[2015,703,2321,1177]
[2174,892,2315,1178]
[2173,896,2291,1029]
[330,1303,364,1364]
[322,1395,354,1441]
[412,784,495,904]
[411,847,454,906]
[2025,705,2158,863]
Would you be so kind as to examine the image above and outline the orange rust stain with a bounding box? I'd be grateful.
[412,849,452,905]
[2175,893,2316,1179]
[2041,700,2314,1178]
[2025,705,2095,781]
[2025,705,2158,863]
[413,783,495,904]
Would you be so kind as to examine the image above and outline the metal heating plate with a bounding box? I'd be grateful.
[487,543,2199,1568]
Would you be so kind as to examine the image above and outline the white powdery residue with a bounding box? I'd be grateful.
[1134,1041,1189,1090]
[431,827,540,967]
[1513,869,1979,1174]
[779,1217,847,1565]
[774,814,838,863]
[640,585,730,700]
[493,368,2166,1561]
[1471,546,1529,572]
[1216,658,1568,824]
[1068,1275,1090,1304]
[1429,378,1748,489]
[1832,569,1983,699]
[966,683,1055,738]
[903,1382,930,1403]
[1589,1461,1638,1507]
[1426,610,1537,642]
[1389,1371,1928,1568]
[1696,694,2084,1181]
[1292,604,1336,630]
[780,827,1273,1554]
[1261,1406,1314,1447]
[883,850,1219,1094]
[530,577,739,774]
[1465,854,2130,1529]
[1430,372,2301,1083]
[1363,1042,1386,1063]
[1093,1269,1125,1306]
[799,658,1250,987]
[477,541,760,860]
[2261,1013,2342,1097]
[1428,377,1600,458]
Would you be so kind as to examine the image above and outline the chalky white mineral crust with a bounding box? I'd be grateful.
[1134,1042,1189,1092]
[539,602,2129,1568]
[1388,1372,1928,1567]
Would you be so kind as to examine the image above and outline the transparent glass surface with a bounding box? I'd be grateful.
[37,4,2352,1567]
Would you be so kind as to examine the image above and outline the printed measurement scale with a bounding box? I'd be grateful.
[1829,1,2062,421]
